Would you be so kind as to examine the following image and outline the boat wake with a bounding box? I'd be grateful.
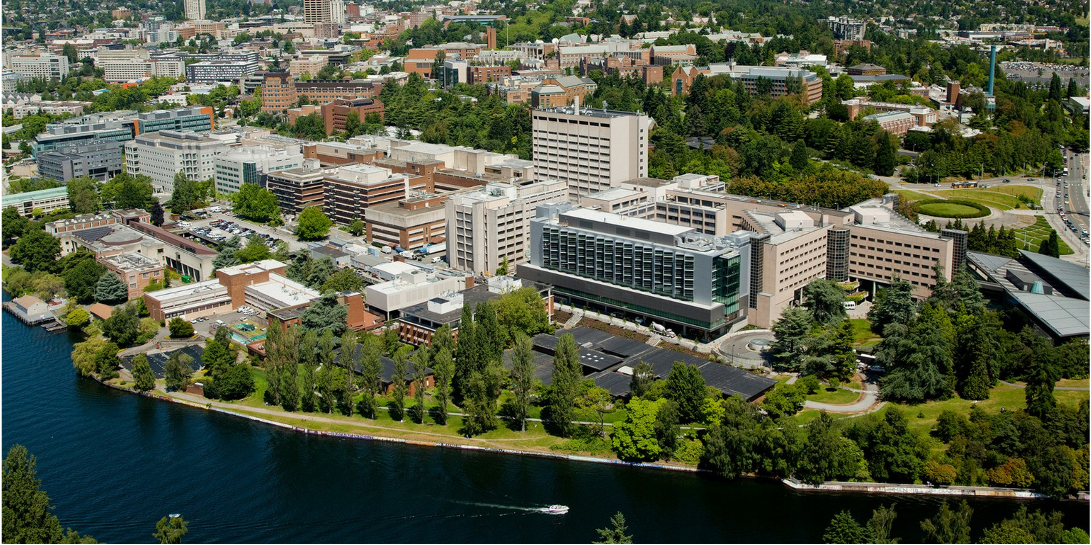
[451,501,568,515]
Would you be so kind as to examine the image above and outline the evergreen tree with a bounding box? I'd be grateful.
[823,511,869,544]
[475,300,504,364]
[548,333,581,437]
[132,354,156,392]
[150,201,165,227]
[770,307,813,371]
[873,132,896,176]
[358,338,383,419]
[411,350,429,423]
[789,139,809,171]
[803,279,847,325]
[164,352,193,392]
[867,278,917,331]
[432,347,455,425]
[453,303,479,402]
[508,333,536,432]
[919,501,972,544]
[153,515,188,544]
[3,445,93,544]
[391,346,409,421]
[665,362,706,423]
[593,512,633,544]
[1025,351,1059,419]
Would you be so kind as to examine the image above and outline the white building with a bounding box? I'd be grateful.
[531,105,653,202]
[184,0,206,20]
[125,130,229,194]
[213,145,304,194]
[10,54,69,80]
[444,179,568,275]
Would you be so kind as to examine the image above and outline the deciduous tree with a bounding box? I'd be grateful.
[547,333,581,437]
[296,206,332,240]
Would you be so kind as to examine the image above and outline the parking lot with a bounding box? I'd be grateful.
[180,209,312,253]
[190,308,269,340]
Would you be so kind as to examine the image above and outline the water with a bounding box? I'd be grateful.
[2,293,1087,543]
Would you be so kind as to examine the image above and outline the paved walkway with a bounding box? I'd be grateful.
[803,375,882,414]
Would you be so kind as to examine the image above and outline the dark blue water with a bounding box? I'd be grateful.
[2,292,1087,543]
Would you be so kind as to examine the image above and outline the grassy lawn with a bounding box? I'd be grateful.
[917,202,985,217]
[878,384,1090,437]
[989,185,1042,201]
[1058,378,1089,388]
[1012,216,1073,255]
[932,190,1022,210]
[893,189,936,203]
[807,387,862,405]
[791,409,854,426]
[848,319,880,346]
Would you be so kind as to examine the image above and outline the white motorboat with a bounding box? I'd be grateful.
[542,505,569,515]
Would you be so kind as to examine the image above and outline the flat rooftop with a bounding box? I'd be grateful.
[217,259,285,276]
[246,273,319,305]
[562,207,693,237]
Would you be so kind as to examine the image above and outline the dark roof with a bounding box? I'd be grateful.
[590,371,631,397]
[628,346,708,378]
[596,336,653,359]
[333,345,431,383]
[73,226,114,242]
[694,361,776,401]
[556,326,613,346]
[121,345,204,379]
[501,349,554,386]
[577,348,623,371]
[400,284,502,325]
[1017,250,1090,300]
[311,245,350,259]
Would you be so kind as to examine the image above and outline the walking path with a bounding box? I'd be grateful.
[998,380,1090,391]
[803,376,882,414]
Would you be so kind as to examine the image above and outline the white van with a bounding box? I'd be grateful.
[843,301,857,311]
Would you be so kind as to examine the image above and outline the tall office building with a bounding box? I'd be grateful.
[125,130,228,194]
[184,0,206,20]
[304,0,344,23]
[443,179,569,275]
[531,104,653,202]
[519,203,750,341]
[10,54,70,80]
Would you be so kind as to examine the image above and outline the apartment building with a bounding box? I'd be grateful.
[364,193,448,251]
[0,187,70,217]
[99,253,165,301]
[444,180,568,275]
[36,142,124,182]
[322,164,411,224]
[184,0,206,19]
[706,63,824,105]
[1,96,88,119]
[213,145,304,194]
[35,106,214,154]
[532,105,653,201]
[265,161,328,217]
[303,0,345,23]
[125,130,229,194]
[321,97,385,134]
[826,16,867,40]
[260,72,380,114]
[520,203,750,341]
[186,60,259,83]
[10,54,69,80]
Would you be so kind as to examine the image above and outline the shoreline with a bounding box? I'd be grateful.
[93,376,1089,503]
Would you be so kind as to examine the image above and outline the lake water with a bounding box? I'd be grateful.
[2,293,1087,543]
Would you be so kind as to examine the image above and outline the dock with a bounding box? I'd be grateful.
[41,319,67,332]
[2,301,56,325]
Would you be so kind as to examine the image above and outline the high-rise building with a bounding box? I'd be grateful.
[303,0,343,23]
[184,0,206,20]
[213,146,304,194]
[443,179,568,275]
[520,203,750,341]
[531,105,653,202]
[124,130,229,194]
[10,54,69,80]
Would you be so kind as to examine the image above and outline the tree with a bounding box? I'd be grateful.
[462,370,499,436]
[167,173,205,214]
[797,412,865,484]
[346,219,365,237]
[611,397,663,462]
[1038,230,1061,258]
[391,348,409,421]
[65,308,90,328]
[93,343,121,379]
[665,362,706,423]
[67,176,100,213]
[919,501,972,544]
[867,504,899,544]
[103,304,140,346]
[300,293,347,336]
[873,132,896,176]
[548,333,581,437]
[233,183,280,223]
[629,361,655,398]
[164,352,194,392]
[296,206,332,240]
[701,396,760,478]
[132,354,156,392]
[980,507,1070,544]
[58,252,104,303]
[3,445,92,544]
[475,300,505,364]
[922,459,957,486]
[790,139,809,171]
[9,227,60,273]
[101,172,155,210]
[508,333,536,432]
[168,317,194,339]
[234,237,271,263]
[150,201,165,226]
[2,206,29,246]
[432,347,455,425]
[868,279,917,331]
[803,280,847,325]
[411,350,428,423]
[770,307,813,371]
[761,383,806,418]
[594,512,633,544]
[153,515,188,544]
[94,272,128,304]
[1025,350,1059,419]
[320,267,363,294]
[212,236,241,271]
[358,338,383,419]
[823,511,870,544]
[496,255,509,276]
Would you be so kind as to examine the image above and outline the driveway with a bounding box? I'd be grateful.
[803,374,882,414]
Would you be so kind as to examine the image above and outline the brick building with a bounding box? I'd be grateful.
[364,193,448,251]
